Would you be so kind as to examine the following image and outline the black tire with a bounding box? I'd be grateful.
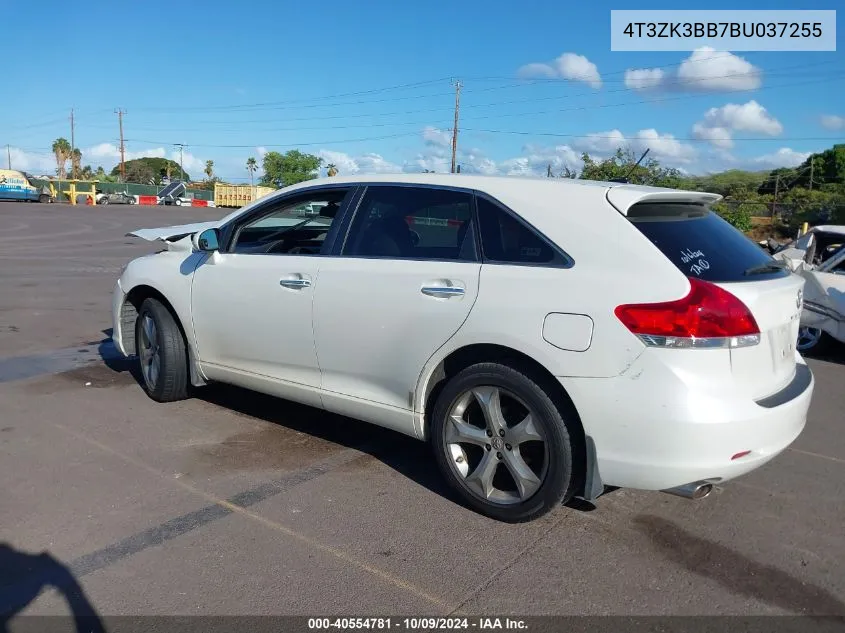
[38,193,49,203]
[134,298,189,402]
[430,362,573,523]
[101,198,109,205]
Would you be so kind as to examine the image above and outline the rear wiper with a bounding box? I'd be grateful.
[744,261,787,276]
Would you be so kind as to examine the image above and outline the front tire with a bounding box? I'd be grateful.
[134,298,189,402]
[430,362,573,523]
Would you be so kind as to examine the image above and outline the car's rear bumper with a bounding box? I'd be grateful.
[560,357,813,491]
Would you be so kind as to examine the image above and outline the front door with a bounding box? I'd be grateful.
[313,184,481,430]
[190,186,355,406]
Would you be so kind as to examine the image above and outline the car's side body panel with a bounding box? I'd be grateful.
[191,252,324,409]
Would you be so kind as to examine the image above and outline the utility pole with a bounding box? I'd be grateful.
[547,163,552,178]
[115,108,126,181]
[174,144,186,181]
[809,159,814,190]
[6,145,10,170]
[70,108,75,179]
[772,175,780,219]
[450,79,462,174]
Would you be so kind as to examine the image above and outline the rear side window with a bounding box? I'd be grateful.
[628,203,789,282]
[476,195,569,266]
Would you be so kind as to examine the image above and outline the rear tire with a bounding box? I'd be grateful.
[134,298,189,402]
[38,193,49,203]
[430,362,573,523]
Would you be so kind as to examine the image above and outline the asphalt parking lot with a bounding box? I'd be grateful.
[1,201,844,620]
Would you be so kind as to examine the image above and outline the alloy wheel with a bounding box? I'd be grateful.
[443,386,549,505]
[797,326,822,352]
[139,314,161,389]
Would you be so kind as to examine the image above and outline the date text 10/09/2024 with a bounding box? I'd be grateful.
[307,618,528,630]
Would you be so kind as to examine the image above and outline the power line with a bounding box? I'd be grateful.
[126,131,420,149]
[461,128,843,142]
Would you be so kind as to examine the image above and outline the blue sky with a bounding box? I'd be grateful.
[3,0,842,181]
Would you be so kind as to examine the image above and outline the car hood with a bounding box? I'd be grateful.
[126,221,220,243]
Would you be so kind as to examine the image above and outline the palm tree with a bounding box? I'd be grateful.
[204,160,214,180]
[326,163,338,177]
[52,138,71,179]
[71,148,82,180]
[246,157,257,186]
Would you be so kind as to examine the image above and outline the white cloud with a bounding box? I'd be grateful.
[516,63,557,79]
[624,68,665,91]
[5,147,56,175]
[573,129,697,164]
[518,52,602,88]
[820,114,845,130]
[692,123,734,149]
[256,146,268,157]
[676,47,762,91]
[86,142,166,163]
[422,126,452,148]
[692,100,782,149]
[753,148,811,168]
[499,144,581,177]
[625,47,762,93]
[317,149,401,176]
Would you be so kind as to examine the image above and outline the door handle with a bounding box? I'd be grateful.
[280,277,311,289]
[421,286,465,298]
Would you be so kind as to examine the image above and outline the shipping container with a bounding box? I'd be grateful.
[214,183,276,208]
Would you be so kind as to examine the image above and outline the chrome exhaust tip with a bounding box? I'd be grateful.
[661,480,714,500]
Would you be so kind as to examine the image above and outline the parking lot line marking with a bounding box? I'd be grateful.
[788,447,845,465]
[446,512,569,616]
[53,422,455,612]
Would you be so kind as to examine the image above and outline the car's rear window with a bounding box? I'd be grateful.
[628,203,789,283]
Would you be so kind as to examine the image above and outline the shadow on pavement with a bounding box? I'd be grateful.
[97,329,600,515]
[0,544,105,632]
[632,514,845,616]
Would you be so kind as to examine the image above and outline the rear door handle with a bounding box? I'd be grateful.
[421,286,465,298]
[280,276,311,289]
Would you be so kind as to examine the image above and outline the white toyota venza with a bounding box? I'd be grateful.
[112,174,814,522]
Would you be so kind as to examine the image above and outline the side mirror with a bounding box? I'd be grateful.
[193,228,220,252]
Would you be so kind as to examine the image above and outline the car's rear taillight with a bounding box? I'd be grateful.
[614,277,760,349]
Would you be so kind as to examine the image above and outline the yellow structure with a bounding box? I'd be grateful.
[214,183,275,208]
[45,180,98,205]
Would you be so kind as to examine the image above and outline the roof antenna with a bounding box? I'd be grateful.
[611,148,650,184]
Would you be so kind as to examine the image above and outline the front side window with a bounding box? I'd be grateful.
[229,188,352,255]
[342,185,476,261]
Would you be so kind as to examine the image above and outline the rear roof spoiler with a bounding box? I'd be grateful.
[606,185,722,216]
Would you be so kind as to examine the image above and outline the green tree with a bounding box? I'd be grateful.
[579,148,683,188]
[70,148,82,180]
[711,184,769,232]
[204,160,214,180]
[111,158,189,184]
[51,138,71,179]
[260,150,322,188]
[246,156,258,187]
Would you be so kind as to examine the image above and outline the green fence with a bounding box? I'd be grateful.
[29,179,214,201]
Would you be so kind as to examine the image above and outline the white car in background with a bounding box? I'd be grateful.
[112,174,814,522]
[770,225,845,355]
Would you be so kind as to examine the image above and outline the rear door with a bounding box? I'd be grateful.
[312,184,481,413]
[626,203,805,400]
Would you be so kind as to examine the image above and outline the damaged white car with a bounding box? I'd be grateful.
[769,225,845,354]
